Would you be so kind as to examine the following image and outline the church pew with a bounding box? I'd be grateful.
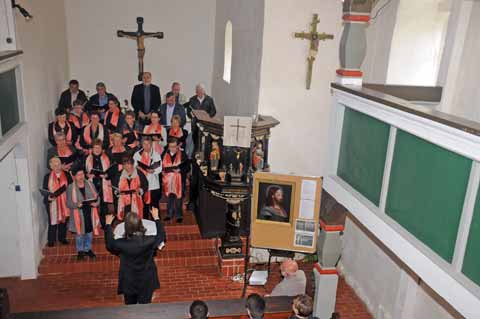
[8,296,293,319]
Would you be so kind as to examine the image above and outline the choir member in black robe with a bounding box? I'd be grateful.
[131,72,161,125]
[104,98,125,134]
[186,83,217,118]
[42,156,73,246]
[167,115,188,150]
[104,208,165,305]
[121,111,142,151]
[47,132,79,172]
[48,108,77,147]
[58,79,87,110]
[85,82,116,119]
[69,99,90,137]
[108,133,131,175]
[79,112,110,153]
[85,139,114,229]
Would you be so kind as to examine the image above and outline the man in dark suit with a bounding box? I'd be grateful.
[58,79,87,110]
[85,82,116,119]
[159,92,186,128]
[131,72,161,125]
[186,83,216,118]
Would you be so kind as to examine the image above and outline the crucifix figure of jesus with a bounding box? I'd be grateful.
[294,14,334,89]
[231,119,246,142]
[117,17,164,81]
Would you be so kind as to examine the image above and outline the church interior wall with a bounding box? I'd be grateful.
[64,0,216,105]
[14,0,71,275]
[257,0,342,177]
[210,0,265,117]
[340,217,462,319]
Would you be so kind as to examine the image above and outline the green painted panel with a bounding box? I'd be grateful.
[386,130,471,263]
[337,108,390,206]
[462,190,480,286]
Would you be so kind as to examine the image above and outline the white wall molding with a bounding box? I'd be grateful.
[334,89,480,162]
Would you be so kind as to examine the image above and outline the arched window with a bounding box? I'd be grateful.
[223,20,232,83]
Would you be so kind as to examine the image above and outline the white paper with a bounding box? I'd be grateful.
[223,116,253,148]
[299,199,315,220]
[301,179,317,201]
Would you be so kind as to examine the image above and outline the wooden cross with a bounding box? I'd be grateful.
[294,14,334,89]
[117,17,164,81]
[230,119,246,142]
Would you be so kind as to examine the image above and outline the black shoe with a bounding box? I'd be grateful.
[176,218,183,223]
[86,250,96,259]
[77,252,85,261]
[47,242,54,247]
[164,216,171,222]
[60,240,69,245]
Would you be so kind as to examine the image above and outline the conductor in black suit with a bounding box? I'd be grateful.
[131,72,161,125]
[104,208,165,305]
[58,79,87,110]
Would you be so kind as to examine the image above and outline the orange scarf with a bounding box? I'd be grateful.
[85,152,113,203]
[47,171,70,225]
[104,108,120,129]
[71,181,100,235]
[162,151,182,198]
[168,127,183,138]
[52,121,73,144]
[69,112,90,129]
[117,171,143,220]
[144,124,164,154]
[83,123,104,146]
[57,145,73,158]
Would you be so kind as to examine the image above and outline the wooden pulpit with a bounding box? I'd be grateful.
[190,110,279,258]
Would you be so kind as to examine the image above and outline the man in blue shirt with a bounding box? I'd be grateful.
[159,92,186,129]
[86,82,116,119]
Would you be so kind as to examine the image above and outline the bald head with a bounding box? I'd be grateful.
[280,259,298,276]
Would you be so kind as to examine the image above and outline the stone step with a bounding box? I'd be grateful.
[43,233,216,257]
[39,248,218,275]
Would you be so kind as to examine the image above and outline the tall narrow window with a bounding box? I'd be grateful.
[223,21,232,83]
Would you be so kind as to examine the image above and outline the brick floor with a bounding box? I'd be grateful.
[0,210,372,319]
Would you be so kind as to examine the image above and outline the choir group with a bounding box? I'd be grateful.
[42,74,216,260]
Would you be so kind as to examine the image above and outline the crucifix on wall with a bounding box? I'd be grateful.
[117,17,164,81]
[223,116,252,148]
[294,14,334,90]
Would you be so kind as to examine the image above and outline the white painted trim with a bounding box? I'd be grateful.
[333,89,480,162]
[452,162,480,271]
[326,96,345,175]
[324,175,480,318]
[335,75,363,86]
[379,126,396,213]
[0,0,17,51]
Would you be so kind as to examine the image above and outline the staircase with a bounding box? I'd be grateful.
[36,212,248,305]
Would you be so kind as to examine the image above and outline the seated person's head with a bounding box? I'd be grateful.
[122,156,135,174]
[72,99,84,113]
[124,212,146,238]
[108,98,120,111]
[49,157,62,172]
[292,295,313,319]
[281,259,299,277]
[125,110,136,125]
[71,166,85,183]
[55,107,67,123]
[167,137,179,153]
[171,115,181,128]
[166,92,175,105]
[150,111,160,125]
[189,300,208,319]
[54,132,67,147]
[142,137,153,152]
[92,139,103,155]
[111,133,124,147]
[90,112,100,125]
[246,293,265,319]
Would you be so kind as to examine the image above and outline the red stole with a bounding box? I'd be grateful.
[47,171,70,225]
[71,181,100,235]
[83,124,105,146]
[168,127,183,138]
[69,112,90,129]
[104,108,120,129]
[85,153,113,203]
[117,170,144,220]
[52,121,73,144]
[57,145,73,159]
[162,151,182,198]
[144,124,164,154]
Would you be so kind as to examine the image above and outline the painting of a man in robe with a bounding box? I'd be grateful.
[257,183,292,223]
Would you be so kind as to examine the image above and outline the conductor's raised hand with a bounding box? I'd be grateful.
[106,214,115,225]
[151,207,159,220]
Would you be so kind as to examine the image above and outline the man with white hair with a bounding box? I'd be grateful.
[270,259,306,296]
[187,83,216,118]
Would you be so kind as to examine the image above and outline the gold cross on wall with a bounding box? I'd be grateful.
[294,14,334,90]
